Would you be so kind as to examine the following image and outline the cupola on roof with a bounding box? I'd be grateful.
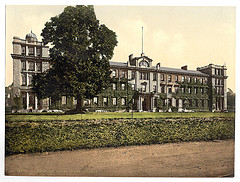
[25,30,38,42]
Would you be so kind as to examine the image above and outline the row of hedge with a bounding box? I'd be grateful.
[5,117,234,155]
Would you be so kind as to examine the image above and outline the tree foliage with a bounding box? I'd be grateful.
[227,88,235,109]
[33,5,118,111]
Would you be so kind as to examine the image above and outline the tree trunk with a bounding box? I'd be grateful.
[76,98,84,113]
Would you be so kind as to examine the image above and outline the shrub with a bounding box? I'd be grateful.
[5,117,234,155]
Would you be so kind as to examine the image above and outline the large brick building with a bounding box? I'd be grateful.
[6,32,228,112]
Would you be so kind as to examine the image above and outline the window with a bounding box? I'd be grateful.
[36,48,41,56]
[195,100,198,107]
[28,47,34,56]
[175,75,178,82]
[202,100,204,107]
[153,85,156,92]
[28,74,33,85]
[112,70,116,77]
[181,76,185,82]
[140,72,148,80]
[153,73,157,81]
[121,83,125,90]
[174,86,179,93]
[131,84,135,90]
[21,46,26,56]
[121,70,126,78]
[182,87,185,93]
[121,98,126,106]
[194,78,197,82]
[103,97,108,105]
[189,99,192,107]
[131,71,135,79]
[168,75,172,82]
[21,74,26,85]
[93,97,98,104]
[168,99,172,107]
[112,98,117,106]
[221,69,224,76]
[219,79,222,85]
[161,85,165,93]
[141,84,146,92]
[36,62,41,71]
[168,87,172,93]
[113,83,116,90]
[200,78,203,83]
[187,77,191,82]
[161,74,165,81]
[201,88,204,94]
[194,88,198,94]
[188,88,191,94]
[28,61,35,71]
[62,96,66,105]
[176,99,179,107]
[21,61,26,70]
[162,99,166,106]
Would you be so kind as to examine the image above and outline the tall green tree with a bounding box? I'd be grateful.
[33,5,118,112]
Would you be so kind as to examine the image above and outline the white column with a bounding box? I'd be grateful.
[35,62,37,71]
[26,92,29,109]
[26,60,29,71]
[26,73,29,86]
[34,47,37,57]
[179,99,182,108]
[35,95,38,110]
[138,96,142,111]
[26,45,28,56]
[151,97,155,112]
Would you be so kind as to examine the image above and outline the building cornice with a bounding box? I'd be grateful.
[11,54,50,61]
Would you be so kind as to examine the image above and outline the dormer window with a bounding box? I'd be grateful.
[139,60,149,67]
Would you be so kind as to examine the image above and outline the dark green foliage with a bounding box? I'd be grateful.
[32,5,118,111]
[12,94,23,111]
[6,117,234,155]
[227,88,235,112]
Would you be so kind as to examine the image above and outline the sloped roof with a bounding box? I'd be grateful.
[109,61,208,77]
[158,67,208,76]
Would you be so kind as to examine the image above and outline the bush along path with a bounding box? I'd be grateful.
[5,117,235,156]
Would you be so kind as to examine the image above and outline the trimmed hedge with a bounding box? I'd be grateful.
[5,117,234,155]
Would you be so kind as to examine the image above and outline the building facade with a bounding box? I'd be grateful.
[108,53,228,112]
[7,32,228,112]
[10,31,50,110]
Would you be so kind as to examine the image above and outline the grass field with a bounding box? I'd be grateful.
[5,112,234,122]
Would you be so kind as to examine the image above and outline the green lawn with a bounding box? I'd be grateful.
[5,112,235,122]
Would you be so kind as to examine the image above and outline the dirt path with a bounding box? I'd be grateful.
[5,140,234,177]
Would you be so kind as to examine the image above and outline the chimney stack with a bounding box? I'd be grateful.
[129,54,133,61]
[181,65,188,70]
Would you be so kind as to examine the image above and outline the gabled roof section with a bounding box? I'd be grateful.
[132,55,153,62]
